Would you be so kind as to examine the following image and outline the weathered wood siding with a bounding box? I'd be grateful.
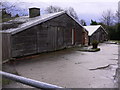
[75,23,83,45]
[36,25,48,52]
[90,27,108,43]
[6,13,83,58]
[2,33,11,60]
[11,27,38,57]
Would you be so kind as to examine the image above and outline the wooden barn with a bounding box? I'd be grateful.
[84,25,108,44]
[1,8,85,60]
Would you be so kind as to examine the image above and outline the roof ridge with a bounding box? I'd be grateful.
[1,11,85,35]
[83,25,107,36]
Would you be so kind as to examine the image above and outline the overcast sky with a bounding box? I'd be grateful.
[3,0,119,2]
[3,0,119,25]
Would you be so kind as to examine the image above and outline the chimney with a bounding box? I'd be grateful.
[29,8,40,18]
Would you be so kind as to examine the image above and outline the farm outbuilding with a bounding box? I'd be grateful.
[84,25,108,44]
[1,8,86,60]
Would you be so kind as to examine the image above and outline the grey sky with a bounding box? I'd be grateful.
[3,0,119,24]
[4,0,119,3]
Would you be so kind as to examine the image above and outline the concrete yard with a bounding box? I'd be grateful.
[3,42,119,88]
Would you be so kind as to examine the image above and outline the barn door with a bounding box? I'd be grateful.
[37,27,48,53]
[47,27,57,51]
[57,27,64,49]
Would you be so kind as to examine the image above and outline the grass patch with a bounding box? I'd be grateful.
[89,48,100,52]
[12,71,20,76]
[118,41,120,44]
[2,71,19,86]
[2,78,12,85]
[78,48,100,52]
[109,40,120,44]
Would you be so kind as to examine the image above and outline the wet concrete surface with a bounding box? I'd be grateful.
[3,43,119,88]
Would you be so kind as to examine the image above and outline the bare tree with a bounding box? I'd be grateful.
[1,2,16,14]
[100,10,115,26]
[46,5,63,13]
[46,6,79,21]
[117,1,120,23]
[79,19,86,26]
[116,10,120,23]
[1,2,26,17]
[66,7,79,20]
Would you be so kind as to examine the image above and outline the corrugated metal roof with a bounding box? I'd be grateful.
[84,25,106,36]
[0,11,85,35]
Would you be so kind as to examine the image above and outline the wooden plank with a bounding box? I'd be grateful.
[37,25,48,53]
[2,33,11,60]
[11,27,37,57]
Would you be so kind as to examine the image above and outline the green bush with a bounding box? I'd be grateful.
[92,40,99,49]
